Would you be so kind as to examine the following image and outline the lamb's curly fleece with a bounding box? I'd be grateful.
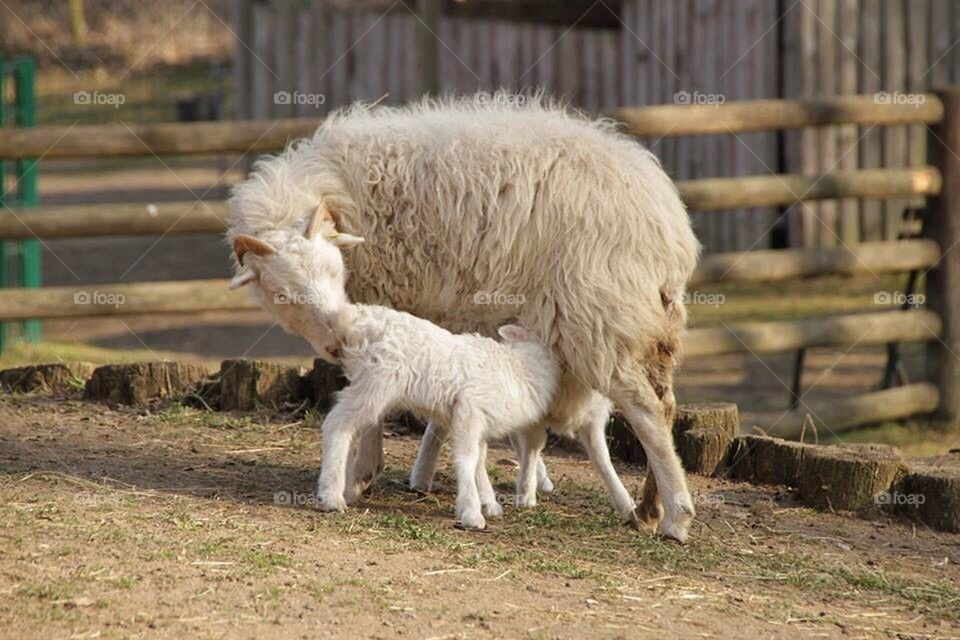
[228,94,700,395]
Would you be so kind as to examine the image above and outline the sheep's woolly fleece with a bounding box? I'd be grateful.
[228,93,700,394]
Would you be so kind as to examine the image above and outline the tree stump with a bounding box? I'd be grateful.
[219,359,305,411]
[84,362,211,405]
[797,443,906,512]
[727,434,807,486]
[0,362,94,395]
[303,358,347,412]
[676,427,731,475]
[673,402,740,439]
[890,452,960,532]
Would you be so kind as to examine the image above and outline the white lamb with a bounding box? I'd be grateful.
[228,93,699,541]
[230,209,641,529]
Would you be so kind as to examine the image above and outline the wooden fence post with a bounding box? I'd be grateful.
[926,87,960,423]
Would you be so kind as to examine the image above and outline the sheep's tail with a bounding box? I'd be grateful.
[648,284,688,424]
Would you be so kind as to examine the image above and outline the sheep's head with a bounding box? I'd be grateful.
[228,203,364,360]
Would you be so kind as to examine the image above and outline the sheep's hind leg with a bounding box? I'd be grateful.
[576,401,640,528]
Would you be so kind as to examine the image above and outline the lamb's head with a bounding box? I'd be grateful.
[497,324,560,411]
[228,203,365,360]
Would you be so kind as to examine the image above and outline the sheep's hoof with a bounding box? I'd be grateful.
[635,499,663,527]
[483,501,504,519]
[456,510,486,530]
[622,508,645,531]
[316,492,347,513]
[409,480,432,494]
[659,504,695,544]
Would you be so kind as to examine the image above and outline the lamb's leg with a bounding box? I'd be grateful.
[450,411,486,529]
[475,441,503,518]
[576,402,640,528]
[515,426,547,508]
[410,420,445,492]
[611,372,694,543]
[316,386,387,512]
[344,426,383,505]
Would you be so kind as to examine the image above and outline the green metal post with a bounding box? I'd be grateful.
[13,57,40,342]
[0,55,7,353]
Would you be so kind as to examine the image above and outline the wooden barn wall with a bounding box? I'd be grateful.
[233,0,960,253]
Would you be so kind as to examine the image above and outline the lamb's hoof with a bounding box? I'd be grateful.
[483,501,504,519]
[409,480,432,494]
[344,478,372,505]
[659,503,695,544]
[316,492,347,513]
[515,495,537,509]
[456,510,486,530]
[537,476,555,494]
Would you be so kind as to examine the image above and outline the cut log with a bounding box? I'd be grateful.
[797,443,907,512]
[727,434,808,486]
[303,358,346,412]
[674,402,740,438]
[676,427,732,475]
[84,362,211,405]
[890,452,960,533]
[0,362,94,395]
[218,359,305,411]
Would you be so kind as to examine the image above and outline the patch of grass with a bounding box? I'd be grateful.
[0,340,180,369]
[366,512,445,543]
[245,550,292,572]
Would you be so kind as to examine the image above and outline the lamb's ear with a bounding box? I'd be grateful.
[329,232,365,249]
[304,202,338,240]
[233,234,278,264]
[228,269,257,289]
[498,324,535,342]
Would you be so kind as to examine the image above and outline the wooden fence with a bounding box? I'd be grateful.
[0,91,957,436]
[233,0,960,253]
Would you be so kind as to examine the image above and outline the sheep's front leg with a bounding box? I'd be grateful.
[450,412,486,529]
[515,426,547,508]
[475,441,503,518]
[410,420,445,492]
[344,426,383,505]
[316,387,385,512]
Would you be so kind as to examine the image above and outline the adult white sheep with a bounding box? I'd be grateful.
[228,93,700,541]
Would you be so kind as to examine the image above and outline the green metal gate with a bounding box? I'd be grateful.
[0,55,40,352]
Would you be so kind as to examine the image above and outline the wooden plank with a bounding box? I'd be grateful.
[0,279,258,321]
[232,0,254,120]
[800,0,819,248]
[250,1,272,120]
[859,0,884,241]
[883,0,908,240]
[838,0,861,243]
[758,383,940,439]
[907,0,930,211]
[689,239,941,285]
[678,167,941,210]
[684,310,942,358]
[610,94,943,139]
[817,0,839,248]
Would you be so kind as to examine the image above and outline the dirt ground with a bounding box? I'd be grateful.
[2,395,959,639]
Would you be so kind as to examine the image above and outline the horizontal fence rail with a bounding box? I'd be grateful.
[684,309,941,358]
[613,94,944,137]
[753,382,940,439]
[0,95,941,160]
[690,239,941,284]
[0,167,942,240]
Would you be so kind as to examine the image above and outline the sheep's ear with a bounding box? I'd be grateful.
[329,232,365,249]
[233,234,278,264]
[228,269,257,289]
[304,202,338,239]
[498,324,535,342]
